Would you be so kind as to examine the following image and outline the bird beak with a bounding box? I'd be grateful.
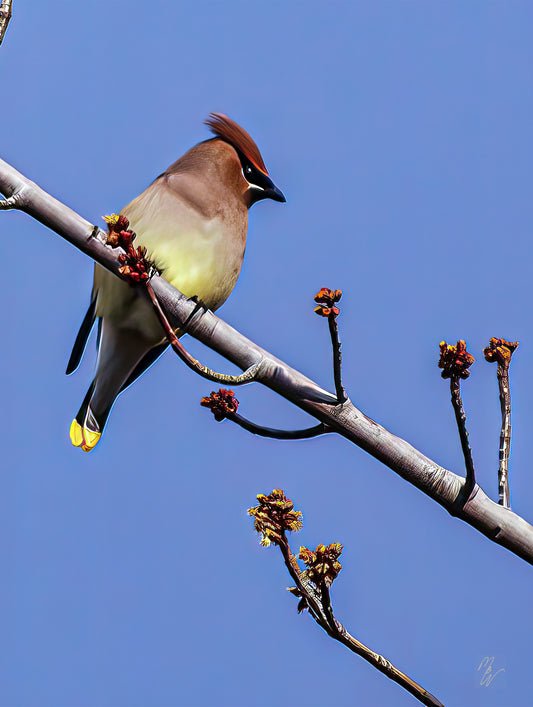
[263,175,286,203]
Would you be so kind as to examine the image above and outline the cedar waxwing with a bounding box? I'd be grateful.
[67,114,285,452]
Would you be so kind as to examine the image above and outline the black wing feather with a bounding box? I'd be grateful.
[66,298,97,375]
[119,342,169,393]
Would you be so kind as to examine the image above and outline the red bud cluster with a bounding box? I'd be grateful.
[483,337,519,368]
[314,287,342,318]
[118,246,151,283]
[438,340,475,380]
[200,389,239,421]
[103,213,153,284]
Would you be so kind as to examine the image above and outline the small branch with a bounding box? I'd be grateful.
[249,491,444,707]
[484,338,519,509]
[146,278,263,386]
[0,0,12,47]
[289,551,445,707]
[314,288,346,403]
[497,364,512,508]
[438,341,476,503]
[328,313,347,403]
[449,377,476,499]
[200,390,330,439]
[226,413,329,440]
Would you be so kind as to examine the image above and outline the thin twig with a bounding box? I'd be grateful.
[449,377,476,499]
[483,339,518,509]
[497,361,512,508]
[0,0,12,47]
[278,534,444,707]
[226,413,329,440]
[328,314,347,403]
[145,280,263,386]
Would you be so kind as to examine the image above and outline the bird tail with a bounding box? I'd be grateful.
[69,381,110,452]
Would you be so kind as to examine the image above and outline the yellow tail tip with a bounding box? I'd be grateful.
[70,419,101,452]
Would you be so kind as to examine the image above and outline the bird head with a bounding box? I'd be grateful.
[205,113,286,207]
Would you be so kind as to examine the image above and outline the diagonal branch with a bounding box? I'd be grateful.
[249,491,445,707]
[2,156,533,565]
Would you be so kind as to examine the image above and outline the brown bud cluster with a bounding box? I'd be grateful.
[483,337,519,368]
[200,389,239,421]
[314,287,342,318]
[438,340,475,379]
[299,543,343,588]
[248,489,303,547]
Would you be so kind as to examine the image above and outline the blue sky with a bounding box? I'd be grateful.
[2,2,533,706]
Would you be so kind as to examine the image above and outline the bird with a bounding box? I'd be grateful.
[67,113,285,452]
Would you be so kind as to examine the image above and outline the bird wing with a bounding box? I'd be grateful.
[118,341,169,393]
[66,297,97,374]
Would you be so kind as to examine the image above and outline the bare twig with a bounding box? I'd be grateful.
[226,413,329,440]
[484,338,519,509]
[200,389,330,439]
[0,0,12,47]
[146,280,263,386]
[315,288,346,403]
[449,378,476,498]
[2,157,533,564]
[328,313,346,403]
[249,491,445,707]
[439,341,476,501]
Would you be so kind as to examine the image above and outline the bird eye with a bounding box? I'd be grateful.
[245,165,252,174]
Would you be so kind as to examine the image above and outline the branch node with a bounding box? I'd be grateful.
[0,185,25,210]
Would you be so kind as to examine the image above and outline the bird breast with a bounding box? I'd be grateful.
[123,178,249,312]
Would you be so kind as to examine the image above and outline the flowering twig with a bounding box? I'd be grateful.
[439,341,476,501]
[201,389,330,439]
[103,215,263,386]
[314,288,346,403]
[484,338,519,509]
[248,490,445,707]
[0,0,12,47]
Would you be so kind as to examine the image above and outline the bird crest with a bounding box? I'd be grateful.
[205,113,269,176]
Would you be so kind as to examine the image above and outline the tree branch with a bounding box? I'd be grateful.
[249,491,445,707]
[2,156,533,564]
